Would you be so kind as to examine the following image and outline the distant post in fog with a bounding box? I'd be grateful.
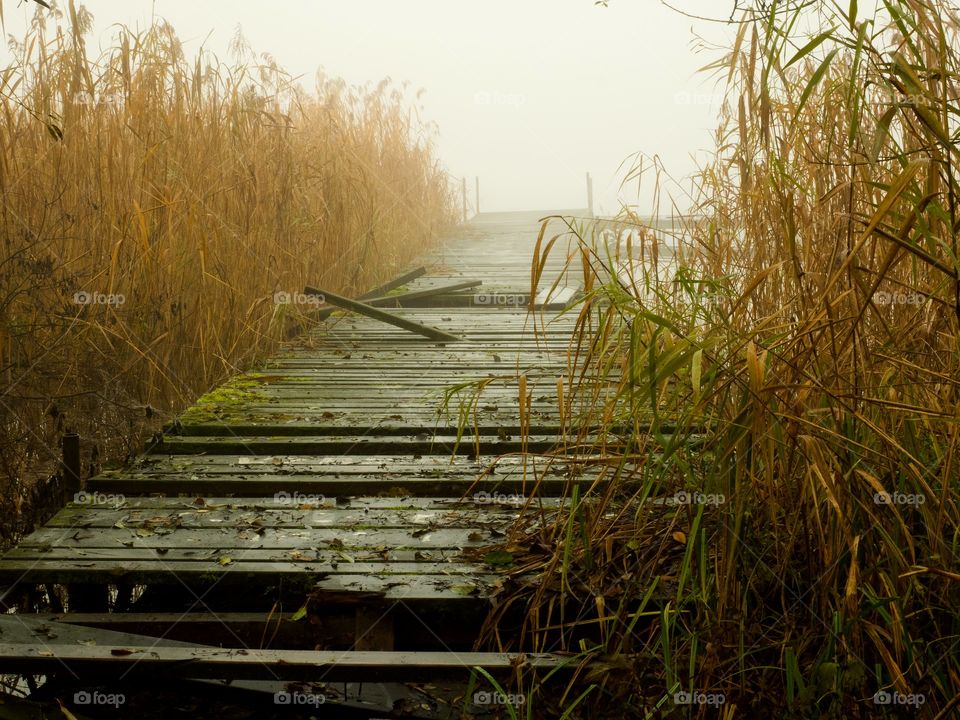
[475,176,480,215]
[586,172,594,218]
[461,177,467,222]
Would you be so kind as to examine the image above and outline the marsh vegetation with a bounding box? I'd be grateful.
[0,4,456,543]
[478,1,960,716]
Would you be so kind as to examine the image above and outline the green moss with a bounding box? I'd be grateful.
[180,374,270,423]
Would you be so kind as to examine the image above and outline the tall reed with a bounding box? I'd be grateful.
[0,2,456,541]
[489,1,960,716]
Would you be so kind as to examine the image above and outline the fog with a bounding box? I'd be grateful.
[2,0,742,214]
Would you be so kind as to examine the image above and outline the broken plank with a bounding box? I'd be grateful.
[362,279,482,307]
[357,266,428,300]
[304,285,461,342]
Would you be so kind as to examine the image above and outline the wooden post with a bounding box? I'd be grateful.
[586,172,594,218]
[61,431,81,505]
[461,177,467,222]
[475,176,480,215]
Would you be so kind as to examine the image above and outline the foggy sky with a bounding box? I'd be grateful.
[2,1,748,214]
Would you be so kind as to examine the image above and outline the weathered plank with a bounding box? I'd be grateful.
[89,475,592,496]
[0,562,515,596]
[0,645,569,681]
[61,492,568,508]
[22,611,488,651]
[49,506,549,529]
[89,450,603,495]
[148,433,566,455]
[21,525,509,550]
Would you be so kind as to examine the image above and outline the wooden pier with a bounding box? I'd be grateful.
[0,210,595,718]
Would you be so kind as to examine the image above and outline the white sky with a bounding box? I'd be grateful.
[2,0,743,214]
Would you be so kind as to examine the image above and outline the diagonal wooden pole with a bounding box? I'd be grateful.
[304,286,461,343]
[314,267,428,323]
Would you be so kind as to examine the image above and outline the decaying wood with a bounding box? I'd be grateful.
[304,285,462,342]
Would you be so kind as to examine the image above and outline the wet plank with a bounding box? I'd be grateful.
[0,645,568,681]
[50,505,553,529]
[0,562,513,597]
[148,433,567,455]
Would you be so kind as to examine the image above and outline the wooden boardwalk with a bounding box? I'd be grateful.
[0,210,594,718]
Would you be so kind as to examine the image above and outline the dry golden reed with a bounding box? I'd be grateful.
[0,2,456,537]
[485,1,960,717]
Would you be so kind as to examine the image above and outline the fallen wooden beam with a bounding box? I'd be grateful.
[366,285,579,310]
[315,266,428,321]
[304,285,461,342]
[363,279,482,308]
[357,266,427,300]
